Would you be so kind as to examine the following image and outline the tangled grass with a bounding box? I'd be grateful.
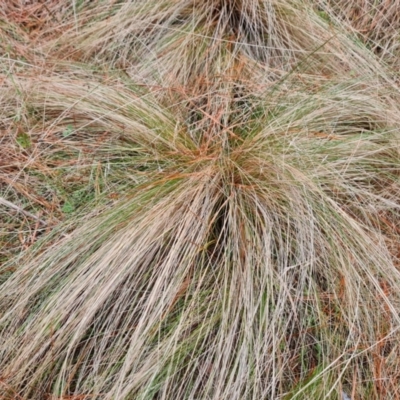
[1,1,400,399]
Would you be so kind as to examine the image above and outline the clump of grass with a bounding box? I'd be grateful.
[1,74,400,398]
[1,1,400,399]
[48,0,394,91]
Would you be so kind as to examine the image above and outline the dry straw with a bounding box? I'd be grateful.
[1,1,400,399]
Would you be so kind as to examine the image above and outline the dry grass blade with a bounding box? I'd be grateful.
[0,196,48,225]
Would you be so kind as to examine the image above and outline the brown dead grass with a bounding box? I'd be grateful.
[1,1,400,399]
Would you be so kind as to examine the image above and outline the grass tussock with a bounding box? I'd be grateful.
[47,0,394,88]
[1,1,400,399]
